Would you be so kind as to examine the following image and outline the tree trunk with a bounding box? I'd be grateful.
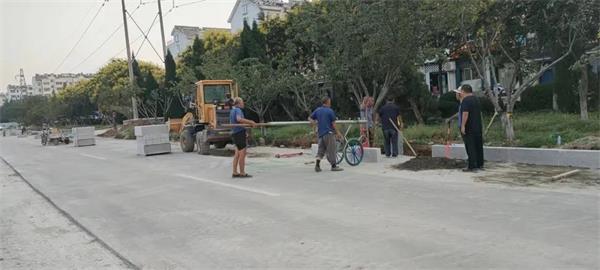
[579,66,589,121]
[258,114,266,136]
[500,112,515,143]
[552,91,559,112]
[408,98,424,125]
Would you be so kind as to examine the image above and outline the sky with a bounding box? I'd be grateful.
[0,0,237,91]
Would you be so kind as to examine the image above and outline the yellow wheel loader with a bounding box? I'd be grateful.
[169,80,238,155]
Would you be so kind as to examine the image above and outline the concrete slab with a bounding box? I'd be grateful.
[432,144,600,169]
[74,138,95,147]
[362,147,381,163]
[72,127,96,147]
[134,124,168,136]
[135,125,171,156]
[136,141,171,156]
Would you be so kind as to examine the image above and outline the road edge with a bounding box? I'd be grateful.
[0,156,140,270]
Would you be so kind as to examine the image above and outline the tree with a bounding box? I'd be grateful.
[299,0,420,119]
[459,0,589,142]
[527,0,599,115]
[58,80,97,124]
[86,59,162,120]
[572,49,599,120]
[131,54,144,86]
[137,70,160,118]
[0,99,26,123]
[233,58,278,123]
[235,20,266,63]
[164,50,179,117]
[179,36,206,80]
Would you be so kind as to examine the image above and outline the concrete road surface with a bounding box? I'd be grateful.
[0,136,598,269]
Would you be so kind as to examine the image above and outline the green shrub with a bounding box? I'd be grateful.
[437,92,459,118]
[478,94,495,115]
[516,83,554,112]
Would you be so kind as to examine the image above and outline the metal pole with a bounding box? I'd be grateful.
[157,0,168,58]
[121,0,138,119]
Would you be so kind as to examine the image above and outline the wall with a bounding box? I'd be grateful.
[459,79,483,92]
[230,0,262,33]
[167,31,191,58]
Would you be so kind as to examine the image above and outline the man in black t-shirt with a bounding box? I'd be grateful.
[456,84,484,172]
[378,98,401,157]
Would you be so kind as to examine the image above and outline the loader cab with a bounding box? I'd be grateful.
[195,80,238,128]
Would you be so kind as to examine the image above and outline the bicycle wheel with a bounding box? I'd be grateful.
[335,138,345,165]
[344,138,364,166]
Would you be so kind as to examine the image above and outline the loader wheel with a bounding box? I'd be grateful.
[197,130,210,155]
[215,142,227,149]
[180,130,195,152]
[64,138,70,144]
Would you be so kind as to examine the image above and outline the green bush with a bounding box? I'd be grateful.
[478,94,495,115]
[516,83,554,112]
[437,92,459,118]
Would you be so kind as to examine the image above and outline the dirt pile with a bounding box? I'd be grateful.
[562,136,600,150]
[393,156,466,171]
[476,164,600,187]
[97,128,117,137]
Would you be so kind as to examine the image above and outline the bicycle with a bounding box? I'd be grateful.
[334,125,366,166]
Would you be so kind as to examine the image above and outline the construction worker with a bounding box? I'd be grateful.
[230,97,256,178]
[378,97,401,157]
[454,84,484,172]
[360,96,375,147]
[310,96,343,172]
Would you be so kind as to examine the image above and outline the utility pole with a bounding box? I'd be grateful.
[157,0,168,59]
[121,0,139,119]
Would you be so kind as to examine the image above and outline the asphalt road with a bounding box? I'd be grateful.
[0,136,598,269]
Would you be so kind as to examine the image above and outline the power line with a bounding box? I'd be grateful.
[53,0,109,73]
[135,13,160,57]
[126,11,164,62]
[69,3,149,72]
[174,0,207,8]
[112,34,144,59]
[70,26,123,72]
[109,0,212,63]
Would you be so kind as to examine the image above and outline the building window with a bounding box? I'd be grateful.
[243,4,248,15]
[461,67,474,81]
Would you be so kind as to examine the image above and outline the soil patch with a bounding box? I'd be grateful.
[476,164,600,187]
[393,156,466,171]
[404,144,432,157]
[97,128,117,137]
[562,136,600,150]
